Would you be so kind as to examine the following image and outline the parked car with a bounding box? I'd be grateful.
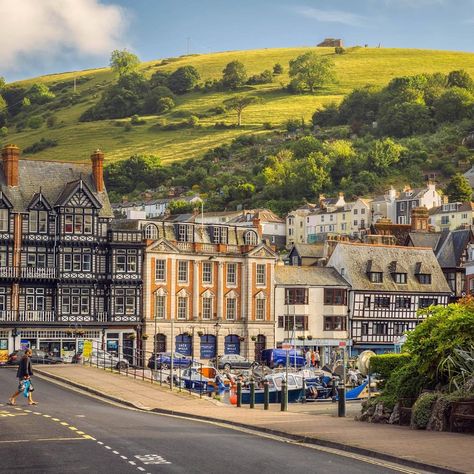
[87,350,129,370]
[8,349,64,365]
[147,352,194,370]
[260,349,305,369]
[213,354,258,371]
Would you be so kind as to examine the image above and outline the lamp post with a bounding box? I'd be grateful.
[214,319,221,368]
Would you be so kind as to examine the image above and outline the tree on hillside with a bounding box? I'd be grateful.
[367,138,405,174]
[288,52,336,93]
[0,76,5,91]
[110,49,140,77]
[446,173,472,202]
[434,87,474,122]
[167,66,200,94]
[0,95,7,127]
[273,63,283,75]
[26,83,55,104]
[1,85,27,116]
[223,96,259,126]
[222,61,247,90]
[447,70,473,90]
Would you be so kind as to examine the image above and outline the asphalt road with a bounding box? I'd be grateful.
[0,368,409,474]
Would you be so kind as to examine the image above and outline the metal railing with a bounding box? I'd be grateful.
[0,267,18,278]
[21,267,57,279]
[81,340,209,398]
[18,311,56,322]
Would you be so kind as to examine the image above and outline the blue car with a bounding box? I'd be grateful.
[147,352,194,370]
[260,349,305,369]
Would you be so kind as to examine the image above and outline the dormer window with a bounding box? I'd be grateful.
[177,224,193,242]
[244,230,258,246]
[29,210,48,234]
[393,273,407,284]
[418,274,431,284]
[369,272,383,283]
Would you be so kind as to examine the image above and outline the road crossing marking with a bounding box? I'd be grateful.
[60,422,69,426]
[52,417,60,421]
[134,454,172,465]
[97,441,104,445]
[128,461,137,466]
[42,414,51,418]
[120,455,128,460]
[113,450,119,454]
[137,468,145,472]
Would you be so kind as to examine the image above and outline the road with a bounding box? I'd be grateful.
[0,368,411,474]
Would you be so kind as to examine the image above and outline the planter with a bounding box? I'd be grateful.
[297,336,305,341]
[142,335,149,340]
[251,336,257,342]
[239,337,245,342]
[127,335,136,340]
[197,331,204,337]
[306,335,313,340]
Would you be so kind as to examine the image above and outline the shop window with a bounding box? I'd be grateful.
[324,316,347,331]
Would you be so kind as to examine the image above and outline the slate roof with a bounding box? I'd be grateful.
[0,159,113,218]
[396,188,426,201]
[407,232,443,251]
[327,242,451,293]
[229,209,285,224]
[275,265,349,287]
[292,243,325,258]
[436,229,472,268]
[430,202,474,215]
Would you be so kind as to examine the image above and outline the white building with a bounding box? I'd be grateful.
[350,198,373,235]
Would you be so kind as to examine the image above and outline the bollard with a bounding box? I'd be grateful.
[236,381,242,407]
[301,375,306,403]
[281,379,288,412]
[263,380,269,410]
[249,380,255,409]
[337,383,346,417]
[331,376,337,403]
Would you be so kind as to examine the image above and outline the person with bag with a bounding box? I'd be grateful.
[8,349,37,406]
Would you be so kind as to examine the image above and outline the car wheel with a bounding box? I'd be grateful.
[116,361,127,370]
[223,363,231,371]
[251,362,259,369]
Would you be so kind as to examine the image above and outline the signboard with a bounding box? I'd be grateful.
[224,342,240,355]
[20,340,30,350]
[200,342,216,359]
[0,339,8,365]
[175,342,192,356]
[338,341,347,348]
[107,339,118,354]
[83,340,93,358]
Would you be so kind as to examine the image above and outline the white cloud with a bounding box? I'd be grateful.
[0,0,128,72]
[293,6,367,26]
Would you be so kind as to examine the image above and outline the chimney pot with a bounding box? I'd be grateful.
[91,149,105,192]
[2,144,20,187]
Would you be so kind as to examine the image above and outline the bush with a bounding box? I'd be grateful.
[335,46,346,55]
[28,116,43,129]
[273,63,284,75]
[187,115,199,127]
[207,106,225,115]
[167,66,200,94]
[370,353,412,381]
[247,70,273,85]
[285,118,302,133]
[130,115,146,125]
[263,122,273,130]
[46,115,58,128]
[0,126,8,137]
[411,392,438,430]
[23,138,58,154]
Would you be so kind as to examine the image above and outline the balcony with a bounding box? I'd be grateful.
[21,267,57,279]
[18,311,56,322]
[0,267,18,278]
[0,311,140,324]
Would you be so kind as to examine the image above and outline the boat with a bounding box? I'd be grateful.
[179,366,232,393]
[240,373,305,404]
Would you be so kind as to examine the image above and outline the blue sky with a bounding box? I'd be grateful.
[1,0,474,82]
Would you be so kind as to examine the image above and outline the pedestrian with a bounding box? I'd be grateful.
[314,349,320,369]
[305,349,311,368]
[8,349,37,406]
[310,349,316,367]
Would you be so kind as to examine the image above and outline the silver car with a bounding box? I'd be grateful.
[87,350,129,370]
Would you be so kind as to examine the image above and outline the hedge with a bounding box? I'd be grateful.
[369,353,411,380]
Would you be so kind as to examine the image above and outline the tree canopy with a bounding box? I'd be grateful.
[445,173,472,202]
[222,61,247,90]
[110,49,140,77]
[223,96,259,126]
[288,52,336,93]
[167,66,200,94]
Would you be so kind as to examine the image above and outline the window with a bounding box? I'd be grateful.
[324,316,347,331]
[25,288,45,311]
[0,288,6,311]
[212,226,228,244]
[419,297,438,309]
[288,217,294,225]
[373,323,388,335]
[256,298,265,320]
[353,220,358,226]
[84,215,93,234]
[393,273,407,284]
[394,322,408,336]
[226,298,236,320]
[395,297,411,309]
[29,210,48,234]
[202,262,213,284]
[364,296,371,308]
[177,224,193,242]
[279,315,308,330]
[324,288,347,305]
[155,259,166,281]
[446,272,456,292]
[114,288,136,315]
[361,208,365,215]
[353,209,358,215]
[369,272,383,283]
[285,288,308,305]
[144,224,158,240]
[462,213,468,220]
[441,216,449,225]
[0,209,8,232]
[202,297,212,320]
[417,274,432,284]
[115,249,137,273]
[374,296,390,308]
[227,263,237,285]
[177,296,187,320]
[256,264,266,285]
[361,323,369,336]
[155,295,165,319]
[178,261,188,283]
[244,231,258,246]
[63,249,92,272]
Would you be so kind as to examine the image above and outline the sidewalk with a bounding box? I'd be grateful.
[35,365,473,474]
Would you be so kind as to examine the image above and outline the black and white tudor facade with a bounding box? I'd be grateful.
[0,146,143,361]
[327,242,451,353]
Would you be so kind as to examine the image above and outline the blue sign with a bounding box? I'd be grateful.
[200,334,216,359]
[224,335,240,355]
[175,334,192,356]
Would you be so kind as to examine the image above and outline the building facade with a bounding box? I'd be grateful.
[274,265,349,365]
[0,145,143,362]
[429,202,473,232]
[327,242,451,353]
[395,183,442,225]
[142,221,277,362]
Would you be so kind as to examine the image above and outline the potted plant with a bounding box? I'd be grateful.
[77,330,85,336]
[297,335,305,341]
[127,334,136,340]
[307,335,313,340]
[142,334,149,340]
[239,336,245,342]
[197,330,204,337]
[251,335,257,342]
[66,329,73,336]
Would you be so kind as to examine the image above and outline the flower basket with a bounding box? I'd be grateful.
[127,334,136,340]
[297,336,305,341]
[197,331,204,337]
[306,335,313,340]
[251,336,257,341]
[239,337,245,342]
[142,334,149,340]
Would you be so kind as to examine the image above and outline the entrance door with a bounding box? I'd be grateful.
[154,334,166,353]
[40,341,60,358]
[123,335,134,364]
[254,335,266,363]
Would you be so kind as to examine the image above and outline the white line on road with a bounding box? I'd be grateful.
[105,446,111,450]
[97,441,104,445]
[113,451,119,454]
[128,461,136,466]
[120,456,128,460]
[137,468,145,472]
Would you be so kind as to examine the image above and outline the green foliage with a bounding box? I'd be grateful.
[0,76,5,91]
[273,63,283,75]
[338,86,379,125]
[143,86,175,114]
[434,87,474,122]
[130,115,146,125]
[367,138,405,174]
[445,173,472,202]
[378,102,433,137]
[438,345,474,392]
[447,69,473,90]
[223,96,259,126]
[46,115,57,128]
[149,70,170,88]
[167,66,200,94]
[27,116,43,129]
[411,392,439,429]
[285,118,303,132]
[335,46,345,55]
[168,199,197,215]
[369,354,412,382]
[312,102,340,127]
[26,83,55,104]
[288,52,336,93]
[247,70,273,85]
[23,138,58,154]
[0,95,7,127]
[110,49,140,77]
[0,126,8,137]
[2,85,27,116]
[222,61,247,90]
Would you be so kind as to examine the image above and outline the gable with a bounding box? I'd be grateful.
[27,192,52,211]
[147,238,179,254]
[246,243,277,259]
[0,191,13,209]
[55,180,102,210]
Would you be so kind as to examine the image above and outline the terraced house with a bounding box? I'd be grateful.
[140,220,277,362]
[0,145,143,361]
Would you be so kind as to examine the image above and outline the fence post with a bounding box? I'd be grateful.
[250,379,255,409]
[281,379,288,412]
[200,362,203,399]
[263,380,269,410]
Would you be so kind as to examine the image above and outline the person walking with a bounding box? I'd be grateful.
[314,349,320,369]
[310,349,316,368]
[305,349,311,368]
[8,349,37,406]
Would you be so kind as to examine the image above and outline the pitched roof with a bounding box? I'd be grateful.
[407,232,443,251]
[396,188,426,201]
[430,202,474,215]
[292,243,325,258]
[436,229,472,268]
[275,265,349,287]
[0,159,113,218]
[327,242,451,293]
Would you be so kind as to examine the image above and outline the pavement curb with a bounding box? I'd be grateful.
[35,368,464,474]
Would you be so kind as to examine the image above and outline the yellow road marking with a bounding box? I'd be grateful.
[60,422,69,426]
[0,437,87,444]
[42,414,51,418]
[82,435,96,440]
[52,418,60,421]
[68,426,78,431]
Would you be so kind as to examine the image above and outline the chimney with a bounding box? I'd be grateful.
[91,149,105,192]
[252,217,262,237]
[411,206,429,232]
[2,144,20,187]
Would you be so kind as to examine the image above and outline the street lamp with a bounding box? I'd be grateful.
[214,319,222,368]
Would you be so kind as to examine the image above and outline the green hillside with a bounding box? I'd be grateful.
[4,46,474,163]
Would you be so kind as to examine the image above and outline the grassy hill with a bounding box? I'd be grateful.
[5,46,474,163]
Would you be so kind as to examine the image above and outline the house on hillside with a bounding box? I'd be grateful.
[395,183,442,224]
[317,38,343,47]
[429,202,474,232]
[287,243,326,266]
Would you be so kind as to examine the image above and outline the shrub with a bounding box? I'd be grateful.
[23,138,58,154]
[411,392,438,430]
[46,115,58,128]
[207,106,225,115]
[130,115,146,125]
[263,122,273,130]
[0,126,8,137]
[273,63,284,75]
[370,353,412,381]
[187,115,199,127]
[335,46,346,55]
[285,118,302,133]
[247,70,273,85]
[28,116,43,129]
[167,66,200,94]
